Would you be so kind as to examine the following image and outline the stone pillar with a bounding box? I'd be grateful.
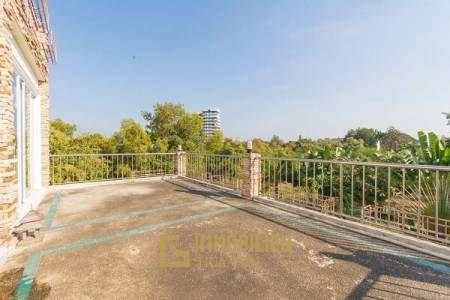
[175,150,186,177]
[240,153,261,199]
[0,8,16,237]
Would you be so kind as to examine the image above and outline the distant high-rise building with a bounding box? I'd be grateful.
[443,112,450,126]
[200,109,221,135]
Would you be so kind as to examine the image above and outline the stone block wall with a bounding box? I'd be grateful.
[175,151,187,177]
[0,0,51,239]
[240,153,261,199]
[0,4,16,236]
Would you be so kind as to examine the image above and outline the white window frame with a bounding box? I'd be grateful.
[10,37,45,221]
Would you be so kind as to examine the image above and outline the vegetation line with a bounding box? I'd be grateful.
[50,103,450,166]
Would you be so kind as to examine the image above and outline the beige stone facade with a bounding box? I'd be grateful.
[0,0,53,259]
[175,151,187,177]
[240,153,261,199]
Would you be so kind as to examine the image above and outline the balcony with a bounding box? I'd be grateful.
[46,153,450,245]
[19,0,57,62]
[3,153,450,299]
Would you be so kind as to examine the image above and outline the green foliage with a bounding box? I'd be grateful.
[270,135,284,147]
[142,103,202,152]
[50,120,72,154]
[203,131,225,153]
[50,119,116,154]
[73,134,117,154]
[51,118,77,137]
[50,105,448,168]
[113,119,150,153]
[344,127,382,148]
[423,203,450,221]
[344,126,414,151]
[50,118,149,184]
[380,127,415,151]
[114,163,132,178]
[221,138,246,155]
[418,131,450,165]
[375,149,417,164]
[51,156,110,184]
[252,138,275,156]
[419,175,450,220]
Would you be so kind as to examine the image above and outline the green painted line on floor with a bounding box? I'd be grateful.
[43,192,61,231]
[14,198,450,300]
[42,202,250,255]
[13,252,42,300]
[258,204,450,275]
[49,199,210,232]
[13,202,250,300]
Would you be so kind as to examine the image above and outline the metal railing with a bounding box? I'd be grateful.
[48,152,450,245]
[29,0,49,32]
[260,157,450,245]
[185,153,243,191]
[50,153,175,185]
[19,0,57,63]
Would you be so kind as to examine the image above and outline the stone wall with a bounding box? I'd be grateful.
[5,0,50,76]
[0,3,16,236]
[0,0,51,238]
[240,153,261,199]
[175,151,187,177]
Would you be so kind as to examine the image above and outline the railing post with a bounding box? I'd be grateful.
[175,146,186,177]
[240,141,261,199]
[435,171,440,238]
[339,164,343,217]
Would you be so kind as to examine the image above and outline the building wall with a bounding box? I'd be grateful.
[200,109,221,135]
[0,0,51,241]
[0,6,16,237]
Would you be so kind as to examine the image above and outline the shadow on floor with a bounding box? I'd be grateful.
[167,178,450,299]
[322,250,450,300]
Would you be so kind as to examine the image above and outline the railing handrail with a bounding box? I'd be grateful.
[261,156,450,171]
[50,153,176,157]
[186,153,244,158]
[49,152,176,185]
[49,152,450,171]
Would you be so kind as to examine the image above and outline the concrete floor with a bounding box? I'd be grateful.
[2,178,450,300]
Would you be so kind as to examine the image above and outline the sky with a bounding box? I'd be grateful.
[49,0,450,141]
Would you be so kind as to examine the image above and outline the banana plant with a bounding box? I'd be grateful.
[417,131,450,165]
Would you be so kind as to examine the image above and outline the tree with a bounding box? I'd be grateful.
[269,135,284,147]
[417,131,450,165]
[252,138,274,156]
[204,131,224,153]
[174,112,203,151]
[51,118,77,138]
[344,127,382,148]
[221,138,245,155]
[113,118,150,153]
[341,137,366,160]
[50,119,118,154]
[72,133,117,154]
[142,103,185,137]
[380,127,414,151]
[50,119,74,154]
[142,103,202,151]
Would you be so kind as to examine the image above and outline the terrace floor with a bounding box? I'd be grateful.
[2,178,450,299]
